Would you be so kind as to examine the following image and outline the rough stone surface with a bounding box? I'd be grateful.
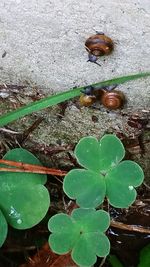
[0,0,150,107]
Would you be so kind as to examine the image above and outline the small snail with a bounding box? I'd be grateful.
[79,94,96,107]
[79,85,125,110]
[85,33,114,62]
[100,90,125,110]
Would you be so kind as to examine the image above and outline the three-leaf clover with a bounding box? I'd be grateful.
[48,208,110,267]
[63,135,144,208]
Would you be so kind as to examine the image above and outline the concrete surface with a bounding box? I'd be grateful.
[0,0,150,108]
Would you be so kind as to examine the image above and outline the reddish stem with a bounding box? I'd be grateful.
[0,159,67,176]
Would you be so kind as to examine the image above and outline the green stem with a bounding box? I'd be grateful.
[0,72,150,127]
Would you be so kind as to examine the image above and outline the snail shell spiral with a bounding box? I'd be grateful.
[101,90,125,110]
[85,33,114,56]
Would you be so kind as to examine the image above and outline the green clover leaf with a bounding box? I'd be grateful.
[0,210,8,247]
[0,148,50,246]
[48,208,110,267]
[63,134,144,208]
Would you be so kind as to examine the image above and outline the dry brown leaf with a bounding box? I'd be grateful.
[20,243,77,267]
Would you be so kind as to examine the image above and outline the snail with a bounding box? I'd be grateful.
[100,90,125,110]
[79,85,125,110]
[79,94,96,107]
[79,86,97,106]
[85,33,114,62]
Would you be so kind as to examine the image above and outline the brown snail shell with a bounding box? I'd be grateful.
[101,90,125,110]
[85,33,114,56]
[79,94,96,107]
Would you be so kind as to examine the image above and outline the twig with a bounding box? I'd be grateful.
[143,182,150,190]
[0,128,21,134]
[110,220,150,234]
[0,167,66,175]
[0,159,67,176]
[20,117,43,144]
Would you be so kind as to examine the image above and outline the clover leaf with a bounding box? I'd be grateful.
[0,210,8,247]
[0,148,50,246]
[48,208,110,267]
[63,134,144,208]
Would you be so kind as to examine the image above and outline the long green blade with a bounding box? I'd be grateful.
[0,72,150,127]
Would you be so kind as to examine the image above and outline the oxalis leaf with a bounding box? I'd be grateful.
[0,148,50,246]
[48,208,110,267]
[63,134,144,208]
[0,210,8,247]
